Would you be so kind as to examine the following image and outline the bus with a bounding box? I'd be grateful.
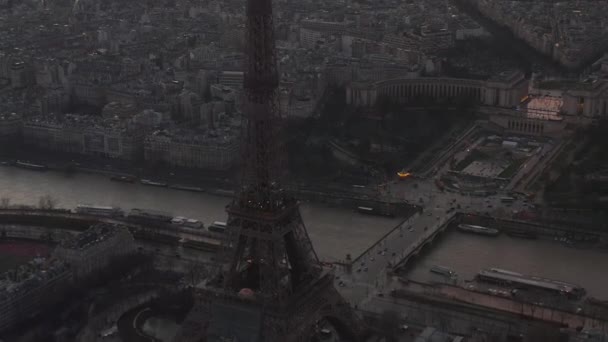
[500,197,515,203]
[208,221,227,233]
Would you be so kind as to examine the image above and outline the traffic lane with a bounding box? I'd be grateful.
[351,213,442,284]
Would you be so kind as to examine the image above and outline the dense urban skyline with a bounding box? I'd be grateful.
[0,0,607,341]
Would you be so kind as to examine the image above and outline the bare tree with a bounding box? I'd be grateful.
[38,195,58,209]
[0,197,10,209]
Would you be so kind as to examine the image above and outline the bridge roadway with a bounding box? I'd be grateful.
[0,209,222,246]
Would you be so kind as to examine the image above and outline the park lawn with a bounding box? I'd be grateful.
[453,149,486,171]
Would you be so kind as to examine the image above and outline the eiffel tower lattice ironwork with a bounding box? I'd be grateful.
[172,0,366,341]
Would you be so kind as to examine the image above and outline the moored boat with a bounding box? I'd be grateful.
[15,160,47,171]
[457,224,500,236]
[169,184,205,192]
[355,206,395,217]
[110,175,136,183]
[140,179,168,187]
[430,265,457,278]
[212,189,235,197]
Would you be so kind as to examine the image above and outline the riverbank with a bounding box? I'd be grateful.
[0,167,404,262]
[0,157,416,215]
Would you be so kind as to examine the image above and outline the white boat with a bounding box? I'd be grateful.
[15,160,47,171]
[457,224,500,236]
[140,179,168,187]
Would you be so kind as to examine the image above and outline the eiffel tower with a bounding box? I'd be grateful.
[173,0,365,341]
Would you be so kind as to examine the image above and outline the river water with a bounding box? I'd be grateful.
[0,167,400,261]
[405,230,608,299]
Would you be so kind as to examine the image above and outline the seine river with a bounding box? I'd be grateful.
[0,167,400,261]
[3,167,607,298]
[406,230,608,299]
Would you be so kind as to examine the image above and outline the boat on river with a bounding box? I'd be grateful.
[430,265,457,278]
[110,175,136,183]
[169,184,205,192]
[457,224,500,236]
[15,160,47,171]
[140,179,168,187]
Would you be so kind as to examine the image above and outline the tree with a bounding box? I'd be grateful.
[0,197,10,209]
[38,195,58,210]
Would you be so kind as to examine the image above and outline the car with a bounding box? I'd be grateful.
[363,267,368,272]
[391,252,396,256]
[370,257,375,261]
[338,281,345,287]
[377,292,384,297]
[356,268,361,273]
[381,251,386,256]
[427,212,432,216]
[400,325,409,331]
